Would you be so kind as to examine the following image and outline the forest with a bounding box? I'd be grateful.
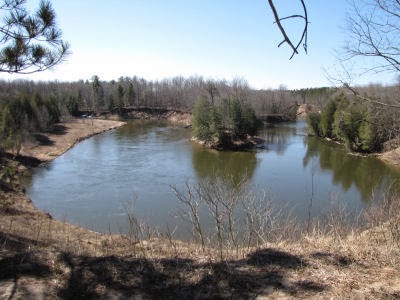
[0,76,334,154]
[1,75,400,155]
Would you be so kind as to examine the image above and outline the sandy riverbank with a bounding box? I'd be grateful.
[19,118,126,162]
[380,147,400,167]
[1,117,400,298]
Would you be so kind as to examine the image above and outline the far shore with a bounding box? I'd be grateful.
[1,115,400,298]
[15,113,400,169]
[19,118,126,163]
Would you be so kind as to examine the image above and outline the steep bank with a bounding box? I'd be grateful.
[1,117,400,298]
[19,118,126,162]
[380,138,400,167]
[380,147,400,167]
[107,109,192,127]
[1,188,399,298]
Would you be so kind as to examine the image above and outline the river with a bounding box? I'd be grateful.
[26,120,400,239]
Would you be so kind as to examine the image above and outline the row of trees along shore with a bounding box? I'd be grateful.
[1,75,400,154]
[0,77,332,116]
[307,88,400,153]
[0,76,337,153]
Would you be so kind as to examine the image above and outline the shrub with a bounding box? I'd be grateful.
[192,97,222,141]
[306,93,396,153]
[306,112,321,136]
[0,93,62,154]
[192,96,260,143]
[320,98,337,138]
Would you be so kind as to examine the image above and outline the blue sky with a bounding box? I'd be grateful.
[2,0,397,89]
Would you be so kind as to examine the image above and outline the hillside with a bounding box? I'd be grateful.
[0,118,399,299]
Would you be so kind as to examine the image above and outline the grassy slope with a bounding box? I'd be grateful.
[0,117,399,299]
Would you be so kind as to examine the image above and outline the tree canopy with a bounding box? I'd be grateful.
[192,96,261,149]
[306,93,399,152]
[0,0,69,74]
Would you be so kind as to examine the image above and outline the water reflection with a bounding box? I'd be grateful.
[259,123,298,155]
[303,136,400,201]
[26,120,400,237]
[192,146,257,189]
[116,120,189,143]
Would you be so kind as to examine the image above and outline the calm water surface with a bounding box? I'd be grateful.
[26,120,400,238]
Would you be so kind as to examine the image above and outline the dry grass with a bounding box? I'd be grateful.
[380,146,400,167]
[18,118,126,162]
[1,118,399,298]
[1,186,400,299]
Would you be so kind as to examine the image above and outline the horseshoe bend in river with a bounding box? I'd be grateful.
[26,120,400,239]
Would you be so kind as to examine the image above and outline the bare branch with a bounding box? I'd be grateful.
[342,0,400,74]
[344,83,400,108]
[267,0,309,59]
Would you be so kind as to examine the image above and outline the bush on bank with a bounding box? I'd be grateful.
[0,93,61,155]
[306,94,399,153]
[192,97,261,145]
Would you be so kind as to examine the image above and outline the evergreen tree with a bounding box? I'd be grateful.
[126,82,136,107]
[0,0,69,74]
[92,75,104,113]
[192,96,259,144]
[230,98,242,136]
[108,95,115,113]
[320,98,337,138]
[306,112,321,136]
[192,97,217,140]
[66,94,80,117]
[240,102,260,136]
[116,84,124,116]
[306,93,394,153]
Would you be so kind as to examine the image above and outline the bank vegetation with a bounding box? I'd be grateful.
[1,144,400,298]
[1,78,400,298]
[306,90,400,154]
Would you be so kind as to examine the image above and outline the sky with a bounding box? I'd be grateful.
[1,0,398,89]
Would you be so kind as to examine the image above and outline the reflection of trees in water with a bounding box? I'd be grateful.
[116,120,167,138]
[116,120,190,144]
[192,146,258,189]
[259,125,295,155]
[303,137,400,201]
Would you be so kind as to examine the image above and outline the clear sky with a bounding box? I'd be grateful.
[2,0,397,89]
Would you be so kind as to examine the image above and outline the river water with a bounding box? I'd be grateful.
[26,120,400,238]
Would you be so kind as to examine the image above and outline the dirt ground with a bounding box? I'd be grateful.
[1,117,400,299]
[1,191,399,299]
[19,118,126,162]
[380,147,400,167]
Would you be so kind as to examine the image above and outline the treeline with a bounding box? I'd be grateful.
[0,77,336,118]
[307,93,400,153]
[2,75,399,154]
[0,76,304,154]
[0,94,61,154]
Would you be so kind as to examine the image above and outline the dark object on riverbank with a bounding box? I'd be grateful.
[259,114,294,123]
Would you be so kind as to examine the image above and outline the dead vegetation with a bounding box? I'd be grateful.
[1,117,400,299]
[18,118,126,162]
[1,180,400,299]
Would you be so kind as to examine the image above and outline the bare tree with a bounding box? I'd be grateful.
[343,0,400,74]
[338,0,400,108]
